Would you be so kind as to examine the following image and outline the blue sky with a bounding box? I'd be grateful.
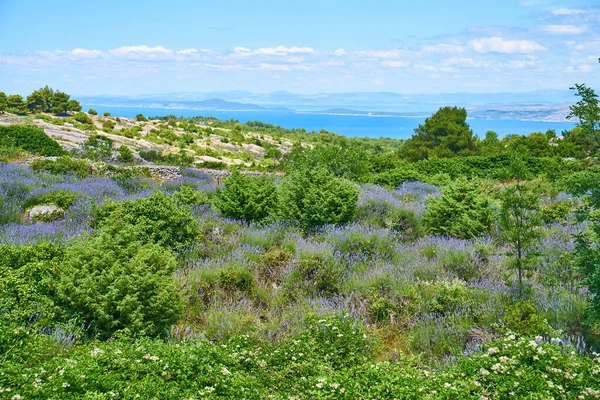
[0,0,598,95]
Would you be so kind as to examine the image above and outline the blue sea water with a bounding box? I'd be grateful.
[83,105,576,140]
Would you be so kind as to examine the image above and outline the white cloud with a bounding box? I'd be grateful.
[443,57,492,68]
[234,45,315,56]
[333,48,346,56]
[257,63,312,71]
[542,25,587,35]
[176,49,199,55]
[380,60,409,68]
[108,45,174,59]
[355,49,406,58]
[422,44,466,53]
[71,48,103,58]
[553,8,585,15]
[471,37,547,53]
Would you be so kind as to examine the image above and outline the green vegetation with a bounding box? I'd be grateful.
[2,81,600,398]
[279,167,359,231]
[0,125,64,156]
[215,169,278,223]
[423,177,494,239]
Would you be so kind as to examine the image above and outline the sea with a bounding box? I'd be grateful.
[82,105,576,140]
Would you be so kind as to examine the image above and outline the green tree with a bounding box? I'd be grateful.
[215,169,278,223]
[103,111,111,117]
[136,113,147,122]
[405,106,477,161]
[67,99,82,112]
[51,91,70,114]
[279,167,359,231]
[479,130,504,156]
[423,177,494,239]
[0,92,6,114]
[26,91,47,113]
[55,226,183,338]
[6,94,26,114]
[37,86,55,112]
[499,156,542,298]
[569,168,600,330]
[567,83,600,154]
[88,108,98,115]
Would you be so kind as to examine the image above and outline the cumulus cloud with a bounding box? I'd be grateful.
[71,48,103,58]
[333,48,346,56]
[542,25,587,35]
[355,49,406,59]
[234,45,315,56]
[108,45,174,59]
[381,60,409,68]
[471,37,547,53]
[422,44,466,53]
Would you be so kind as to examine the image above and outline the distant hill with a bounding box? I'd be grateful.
[76,97,291,112]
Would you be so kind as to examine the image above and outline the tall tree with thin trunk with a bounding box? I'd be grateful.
[499,155,542,298]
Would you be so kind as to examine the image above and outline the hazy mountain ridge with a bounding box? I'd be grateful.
[76,90,573,121]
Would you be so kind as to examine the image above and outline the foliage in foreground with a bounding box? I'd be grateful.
[1,319,599,399]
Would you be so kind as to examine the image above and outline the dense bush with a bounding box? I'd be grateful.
[55,227,183,338]
[279,168,359,230]
[116,145,134,163]
[73,111,93,125]
[30,156,90,178]
[215,169,278,223]
[94,191,200,250]
[0,242,64,325]
[423,177,494,238]
[0,125,63,156]
[23,189,76,209]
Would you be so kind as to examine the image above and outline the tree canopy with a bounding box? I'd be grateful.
[405,106,477,161]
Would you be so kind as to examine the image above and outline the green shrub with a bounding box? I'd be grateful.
[173,184,209,206]
[138,149,165,163]
[102,119,116,131]
[88,108,97,115]
[215,169,278,223]
[0,242,63,325]
[116,145,134,163]
[136,113,147,122]
[30,156,89,178]
[55,227,183,338]
[82,134,113,161]
[284,256,342,298]
[390,208,423,241]
[423,177,494,239]
[103,111,111,117]
[94,191,200,250]
[539,201,573,223]
[279,168,359,231]
[73,111,93,125]
[24,189,76,209]
[0,125,63,156]
[504,300,554,336]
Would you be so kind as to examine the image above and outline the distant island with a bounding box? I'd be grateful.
[77,91,572,122]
